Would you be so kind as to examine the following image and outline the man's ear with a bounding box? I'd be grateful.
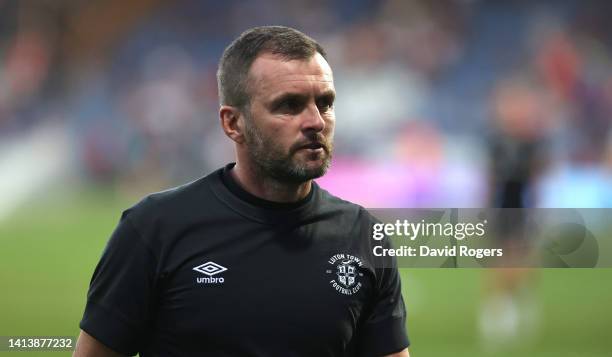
[220,105,246,144]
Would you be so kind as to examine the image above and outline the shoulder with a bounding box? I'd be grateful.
[316,183,377,224]
[130,177,208,217]
[122,170,223,235]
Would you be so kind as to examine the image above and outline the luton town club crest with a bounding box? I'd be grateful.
[337,260,356,287]
[327,253,363,295]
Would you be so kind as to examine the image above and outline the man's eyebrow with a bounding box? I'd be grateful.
[317,90,336,102]
[270,90,336,104]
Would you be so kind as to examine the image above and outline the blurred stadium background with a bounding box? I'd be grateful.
[0,0,611,356]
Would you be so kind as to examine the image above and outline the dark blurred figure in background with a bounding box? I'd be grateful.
[480,72,554,350]
[488,76,551,209]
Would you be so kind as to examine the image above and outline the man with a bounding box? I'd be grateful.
[74,26,410,357]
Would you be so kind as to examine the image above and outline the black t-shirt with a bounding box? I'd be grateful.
[80,163,409,356]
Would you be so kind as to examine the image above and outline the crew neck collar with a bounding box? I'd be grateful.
[208,163,319,224]
[221,163,314,210]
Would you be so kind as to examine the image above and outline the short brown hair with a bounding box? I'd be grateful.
[217,26,327,111]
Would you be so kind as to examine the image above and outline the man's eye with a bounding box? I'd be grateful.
[278,100,303,114]
[317,99,334,112]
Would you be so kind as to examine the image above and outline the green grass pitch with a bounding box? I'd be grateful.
[1,187,610,356]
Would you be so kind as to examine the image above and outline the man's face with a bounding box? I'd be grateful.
[242,52,335,183]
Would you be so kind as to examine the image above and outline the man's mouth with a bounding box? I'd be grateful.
[301,142,324,150]
[295,142,328,156]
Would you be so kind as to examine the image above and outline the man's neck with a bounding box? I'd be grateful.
[230,163,312,203]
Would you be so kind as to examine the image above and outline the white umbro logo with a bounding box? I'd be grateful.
[193,261,227,284]
[193,261,227,276]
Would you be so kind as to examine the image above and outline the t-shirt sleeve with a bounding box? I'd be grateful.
[80,211,158,356]
[355,219,410,357]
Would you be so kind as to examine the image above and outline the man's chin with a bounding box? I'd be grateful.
[296,159,331,179]
[255,153,332,183]
[267,159,328,184]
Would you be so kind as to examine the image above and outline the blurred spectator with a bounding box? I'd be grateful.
[0,0,611,209]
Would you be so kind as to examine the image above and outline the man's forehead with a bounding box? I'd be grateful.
[248,53,334,93]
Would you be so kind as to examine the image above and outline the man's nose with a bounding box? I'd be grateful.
[300,103,326,133]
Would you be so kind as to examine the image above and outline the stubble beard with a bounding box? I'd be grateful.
[242,115,332,184]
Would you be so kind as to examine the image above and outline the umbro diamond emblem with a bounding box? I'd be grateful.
[193,261,227,284]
